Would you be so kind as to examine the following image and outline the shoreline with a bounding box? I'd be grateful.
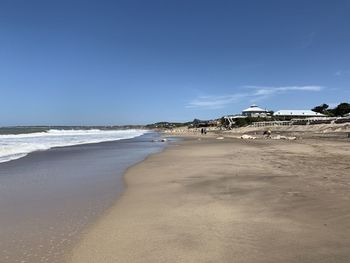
[67,135,189,260]
[0,133,165,263]
[68,137,186,262]
[67,138,173,258]
[70,135,350,262]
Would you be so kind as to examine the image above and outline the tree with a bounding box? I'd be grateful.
[331,103,350,116]
[220,117,226,126]
[312,103,329,114]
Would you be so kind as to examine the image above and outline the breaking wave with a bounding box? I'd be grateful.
[0,129,148,163]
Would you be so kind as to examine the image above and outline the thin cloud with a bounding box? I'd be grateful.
[246,85,324,96]
[334,70,350,76]
[186,93,247,109]
[187,85,324,109]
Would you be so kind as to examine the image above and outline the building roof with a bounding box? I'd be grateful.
[242,104,267,113]
[274,110,326,117]
[224,115,247,119]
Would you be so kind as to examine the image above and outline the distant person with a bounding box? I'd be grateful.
[263,130,272,138]
[204,128,207,135]
[201,128,204,135]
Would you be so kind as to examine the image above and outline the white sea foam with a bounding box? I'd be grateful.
[0,129,148,163]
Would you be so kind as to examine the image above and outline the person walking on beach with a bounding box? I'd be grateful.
[201,128,204,135]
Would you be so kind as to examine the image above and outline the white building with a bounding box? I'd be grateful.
[274,110,326,118]
[242,104,268,117]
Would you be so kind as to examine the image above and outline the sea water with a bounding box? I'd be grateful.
[0,129,147,163]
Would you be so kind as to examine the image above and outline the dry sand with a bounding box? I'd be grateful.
[70,136,350,263]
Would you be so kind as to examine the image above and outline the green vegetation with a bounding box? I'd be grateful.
[331,103,350,116]
[146,119,220,129]
[232,117,270,127]
[145,122,192,129]
[312,103,330,114]
[312,102,350,116]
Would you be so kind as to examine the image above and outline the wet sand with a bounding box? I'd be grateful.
[71,136,350,263]
[0,133,164,263]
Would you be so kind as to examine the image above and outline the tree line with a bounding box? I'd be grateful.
[312,102,350,117]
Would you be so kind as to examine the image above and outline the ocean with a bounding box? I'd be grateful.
[0,130,165,263]
[0,128,148,163]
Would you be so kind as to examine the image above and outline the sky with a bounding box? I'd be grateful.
[0,0,349,125]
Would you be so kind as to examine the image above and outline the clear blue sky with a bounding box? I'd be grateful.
[0,0,349,125]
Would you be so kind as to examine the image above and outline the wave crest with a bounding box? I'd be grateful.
[0,129,148,163]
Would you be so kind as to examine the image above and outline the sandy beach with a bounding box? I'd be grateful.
[70,135,350,263]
